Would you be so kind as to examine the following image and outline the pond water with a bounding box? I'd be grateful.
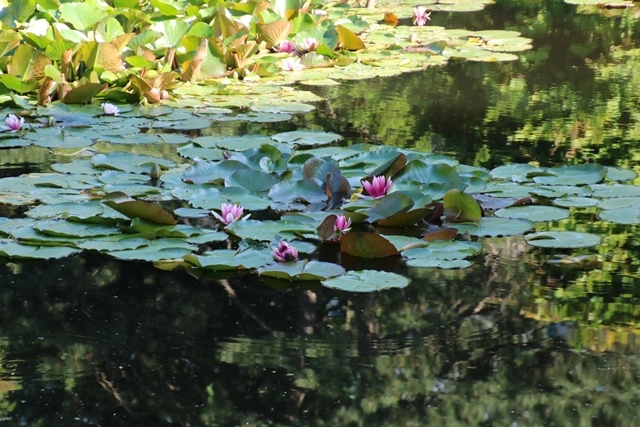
[1,1,640,425]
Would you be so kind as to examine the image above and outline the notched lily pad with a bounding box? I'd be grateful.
[185,248,273,270]
[322,270,410,292]
[259,260,345,281]
[524,231,601,248]
[271,130,343,147]
[102,192,176,225]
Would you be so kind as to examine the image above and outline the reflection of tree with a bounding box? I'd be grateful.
[0,233,638,425]
[307,1,640,169]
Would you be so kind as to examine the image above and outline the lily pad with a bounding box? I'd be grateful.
[225,220,316,241]
[494,206,570,222]
[599,207,640,225]
[271,130,343,147]
[185,248,273,270]
[449,217,533,237]
[102,192,176,225]
[322,270,410,292]
[0,241,81,260]
[106,239,195,261]
[524,231,601,248]
[259,260,345,281]
[340,232,399,258]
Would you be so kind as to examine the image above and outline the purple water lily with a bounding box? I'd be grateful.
[272,241,299,262]
[362,175,393,199]
[101,102,120,116]
[333,214,352,240]
[297,37,319,53]
[212,203,250,225]
[280,57,304,71]
[278,40,296,53]
[413,6,431,26]
[4,114,24,132]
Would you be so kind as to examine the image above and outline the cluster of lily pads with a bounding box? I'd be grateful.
[0,0,532,107]
[0,107,639,290]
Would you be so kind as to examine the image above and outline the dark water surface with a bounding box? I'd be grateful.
[2,1,640,425]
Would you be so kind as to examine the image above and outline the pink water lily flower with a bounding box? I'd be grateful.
[4,114,24,132]
[272,241,299,262]
[413,6,431,26]
[212,203,250,225]
[362,175,393,199]
[332,214,352,241]
[280,57,304,71]
[101,102,120,116]
[278,40,296,53]
[297,37,319,53]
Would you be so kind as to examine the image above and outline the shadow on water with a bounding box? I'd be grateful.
[2,0,640,425]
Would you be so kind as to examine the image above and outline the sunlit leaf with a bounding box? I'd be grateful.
[102,192,176,225]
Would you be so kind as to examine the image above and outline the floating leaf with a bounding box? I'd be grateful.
[495,206,570,222]
[102,192,176,225]
[340,232,399,258]
[272,130,342,147]
[524,231,601,248]
[443,189,481,222]
[185,248,273,270]
[532,164,606,186]
[268,180,327,204]
[0,241,80,260]
[322,270,409,292]
[449,217,533,237]
[259,260,345,281]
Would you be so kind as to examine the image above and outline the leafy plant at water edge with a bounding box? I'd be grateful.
[0,0,532,108]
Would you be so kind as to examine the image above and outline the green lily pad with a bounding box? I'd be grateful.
[591,184,640,198]
[532,164,606,186]
[259,260,345,281]
[406,259,472,269]
[271,130,342,147]
[181,160,250,184]
[225,169,279,193]
[494,206,570,222]
[77,236,151,252]
[106,239,195,261]
[0,241,81,260]
[187,187,272,211]
[599,207,640,225]
[185,248,273,270]
[524,231,601,248]
[489,163,542,181]
[33,220,121,238]
[449,217,533,237]
[102,192,176,225]
[225,219,316,241]
[443,188,481,222]
[553,197,598,208]
[402,241,483,266]
[268,180,328,204]
[322,270,410,292]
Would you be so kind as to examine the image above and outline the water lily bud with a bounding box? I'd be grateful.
[408,33,418,43]
[144,88,162,104]
[4,114,24,132]
[149,163,162,179]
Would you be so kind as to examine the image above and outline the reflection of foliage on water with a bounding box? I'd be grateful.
[0,246,637,425]
[313,1,640,168]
